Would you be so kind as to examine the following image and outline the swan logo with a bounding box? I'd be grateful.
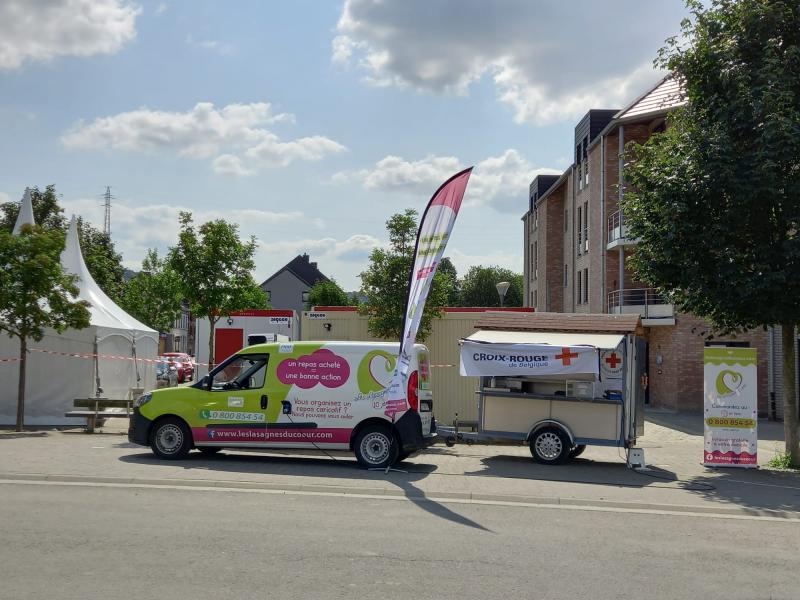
[715,370,744,397]
[357,350,396,393]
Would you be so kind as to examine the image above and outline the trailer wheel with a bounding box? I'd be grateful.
[445,436,456,447]
[529,427,570,465]
[569,444,587,459]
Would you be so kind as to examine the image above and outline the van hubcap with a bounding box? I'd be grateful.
[535,432,562,460]
[361,432,390,464]
[156,424,183,454]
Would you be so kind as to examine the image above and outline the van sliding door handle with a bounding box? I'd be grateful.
[260,395,268,410]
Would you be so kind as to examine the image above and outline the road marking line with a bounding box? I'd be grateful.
[0,478,797,523]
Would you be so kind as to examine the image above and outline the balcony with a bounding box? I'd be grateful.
[607,210,637,249]
[607,288,675,326]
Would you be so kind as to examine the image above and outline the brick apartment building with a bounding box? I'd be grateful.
[521,75,799,416]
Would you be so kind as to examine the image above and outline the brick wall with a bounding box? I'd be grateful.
[647,314,770,414]
[542,184,565,312]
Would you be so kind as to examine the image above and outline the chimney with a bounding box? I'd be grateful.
[310,262,317,269]
[302,253,309,261]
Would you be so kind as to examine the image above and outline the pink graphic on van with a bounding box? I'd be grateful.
[277,349,350,389]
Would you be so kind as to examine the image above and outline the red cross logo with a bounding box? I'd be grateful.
[555,347,579,366]
[604,353,621,369]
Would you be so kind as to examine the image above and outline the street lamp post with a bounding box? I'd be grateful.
[496,281,510,308]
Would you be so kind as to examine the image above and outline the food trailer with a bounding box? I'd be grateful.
[440,312,647,466]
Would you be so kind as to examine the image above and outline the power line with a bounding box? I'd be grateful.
[103,186,113,236]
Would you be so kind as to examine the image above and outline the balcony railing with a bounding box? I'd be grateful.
[607,288,674,320]
[607,210,627,244]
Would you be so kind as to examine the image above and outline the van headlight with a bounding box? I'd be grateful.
[134,393,152,408]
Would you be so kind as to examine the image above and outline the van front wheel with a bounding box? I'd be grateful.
[354,426,399,469]
[150,417,192,460]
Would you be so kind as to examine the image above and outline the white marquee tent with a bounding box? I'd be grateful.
[0,193,158,425]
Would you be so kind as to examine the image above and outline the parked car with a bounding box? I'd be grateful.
[161,352,194,383]
[155,358,179,388]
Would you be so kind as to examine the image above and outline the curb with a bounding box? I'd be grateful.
[2,472,798,521]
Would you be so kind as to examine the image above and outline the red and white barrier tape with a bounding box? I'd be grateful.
[0,349,455,369]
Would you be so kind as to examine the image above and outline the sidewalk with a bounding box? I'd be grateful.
[1,411,798,519]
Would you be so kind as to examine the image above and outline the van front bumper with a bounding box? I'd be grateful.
[128,408,152,446]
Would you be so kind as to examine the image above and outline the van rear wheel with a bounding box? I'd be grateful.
[354,425,399,469]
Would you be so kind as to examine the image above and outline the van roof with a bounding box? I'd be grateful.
[238,341,427,354]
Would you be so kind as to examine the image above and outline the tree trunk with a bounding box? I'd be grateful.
[15,336,26,432]
[208,318,216,371]
[781,323,799,467]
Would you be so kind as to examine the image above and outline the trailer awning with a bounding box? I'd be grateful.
[459,330,625,377]
[464,330,625,349]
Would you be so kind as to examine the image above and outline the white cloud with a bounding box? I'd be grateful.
[259,234,382,265]
[212,154,254,177]
[333,149,559,212]
[186,35,234,56]
[0,0,140,70]
[61,196,307,269]
[0,192,11,204]
[155,3,167,15]
[334,0,686,124]
[446,247,522,276]
[61,101,345,175]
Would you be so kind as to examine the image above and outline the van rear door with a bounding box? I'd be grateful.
[416,349,434,436]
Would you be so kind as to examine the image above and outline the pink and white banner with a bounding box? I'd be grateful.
[385,167,473,417]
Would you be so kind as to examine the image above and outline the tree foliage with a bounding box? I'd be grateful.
[168,212,267,367]
[359,209,451,340]
[306,279,352,309]
[0,186,126,302]
[438,257,460,306]
[622,0,800,463]
[0,225,91,430]
[459,266,523,307]
[120,249,183,333]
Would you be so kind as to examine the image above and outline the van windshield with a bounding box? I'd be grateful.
[209,354,268,390]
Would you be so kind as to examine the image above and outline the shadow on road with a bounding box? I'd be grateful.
[466,453,682,490]
[683,469,800,514]
[118,448,492,532]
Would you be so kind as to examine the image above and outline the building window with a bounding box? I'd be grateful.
[583,268,589,304]
[533,208,538,230]
[265,291,271,302]
[564,209,568,232]
[577,206,582,254]
[533,241,538,279]
[583,201,589,253]
[533,289,538,309]
[576,271,582,304]
[563,264,568,287]
[302,291,310,303]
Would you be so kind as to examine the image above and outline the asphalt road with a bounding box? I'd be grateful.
[1,479,797,600]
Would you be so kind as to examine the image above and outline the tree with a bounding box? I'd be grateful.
[622,0,800,464]
[438,257,460,306]
[77,218,125,303]
[0,225,90,431]
[0,186,126,303]
[459,266,523,307]
[168,212,267,369]
[359,208,451,340]
[120,249,183,333]
[306,279,352,309]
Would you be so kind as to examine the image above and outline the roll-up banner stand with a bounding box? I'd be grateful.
[703,347,758,468]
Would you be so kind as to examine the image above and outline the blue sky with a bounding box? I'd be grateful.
[0,0,688,290]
